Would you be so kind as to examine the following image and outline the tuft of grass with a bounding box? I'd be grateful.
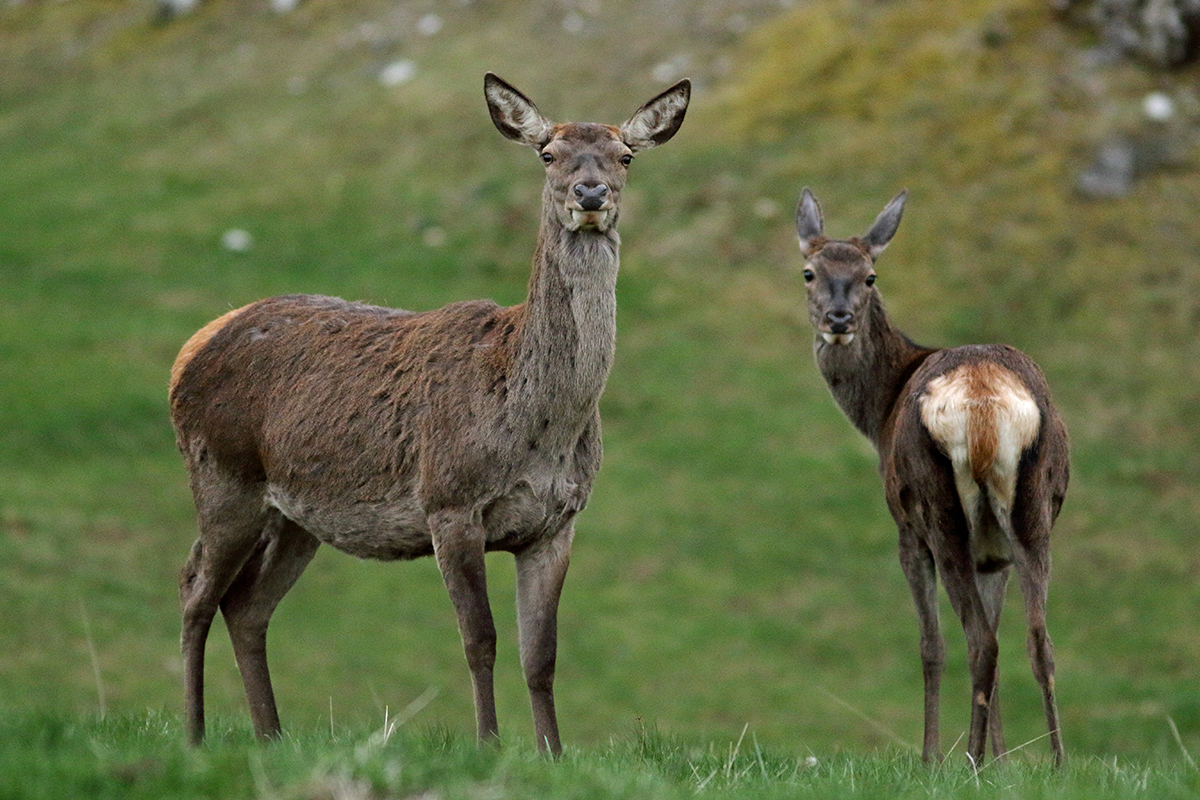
[3,712,1200,800]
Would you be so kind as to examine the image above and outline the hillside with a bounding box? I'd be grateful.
[1,0,1197,760]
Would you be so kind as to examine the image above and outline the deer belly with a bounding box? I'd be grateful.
[266,485,434,560]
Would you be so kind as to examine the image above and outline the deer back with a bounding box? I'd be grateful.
[169,75,691,560]
[171,296,542,543]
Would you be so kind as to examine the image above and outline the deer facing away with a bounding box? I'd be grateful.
[169,73,690,753]
[794,188,1068,766]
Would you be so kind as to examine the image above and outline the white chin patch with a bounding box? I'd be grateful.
[571,209,609,230]
[821,332,855,345]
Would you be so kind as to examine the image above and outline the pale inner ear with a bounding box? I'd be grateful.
[619,82,690,152]
[795,189,824,258]
[862,190,907,259]
[503,103,553,146]
[486,81,554,147]
[619,109,672,151]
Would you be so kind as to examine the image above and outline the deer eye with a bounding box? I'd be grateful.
[865,274,876,287]
[802,268,815,283]
[540,152,554,165]
[620,154,633,167]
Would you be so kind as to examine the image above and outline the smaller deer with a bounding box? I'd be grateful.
[794,188,1068,766]
[169,73,690,753]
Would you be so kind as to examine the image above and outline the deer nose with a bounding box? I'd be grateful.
[574,183,609,211]
[825,310,854,333]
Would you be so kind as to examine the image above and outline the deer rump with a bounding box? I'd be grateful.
[907,345,1047,572]
[170,293,595,562]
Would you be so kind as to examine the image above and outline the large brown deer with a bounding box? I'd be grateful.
[169,73,690,753]
[794,188,1068,766]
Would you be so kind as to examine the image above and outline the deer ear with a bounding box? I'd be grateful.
[485,72,554,148]
[619,79,691,152]
[795,188,824,258]
[862,190,907,259]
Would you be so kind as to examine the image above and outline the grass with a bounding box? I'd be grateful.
[4,712,1199,799]
[1,0,1199,782]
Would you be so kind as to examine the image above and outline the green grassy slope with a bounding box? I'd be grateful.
[1,0,1197,762]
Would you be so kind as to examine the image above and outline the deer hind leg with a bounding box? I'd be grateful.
[959,479,1011,761]
[975,565,1010,760]
[929,521,998,768]
[995,497,1063,765]
[899,533,944,764]
[219,512,320,740]
[515,527,574,756]
[179,475,270,746]
[430,507,499,746]
[1023,572,1063,768]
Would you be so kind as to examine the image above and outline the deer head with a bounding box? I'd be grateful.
[485,72,690,233]
[796,187,907,346]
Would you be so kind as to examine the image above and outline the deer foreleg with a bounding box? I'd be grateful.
[431,508,499,746]
[515,526,574,756]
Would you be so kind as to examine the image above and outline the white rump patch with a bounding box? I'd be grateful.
[919,362,1041,550]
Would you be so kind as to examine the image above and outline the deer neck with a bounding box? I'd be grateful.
[815,297,935,449]
[511,203,620,425]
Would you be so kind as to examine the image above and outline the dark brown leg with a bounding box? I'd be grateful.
[1010,530,1063,765]
[430,508,499,746]
[515,527,574,756]
[179,479,267,746]
[220,514,321,740]
[899,536,943,764]
[999,492,1064,767]
[931,541,997,768]
[976,567,1010,760]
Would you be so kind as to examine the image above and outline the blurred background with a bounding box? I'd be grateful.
[1,0,1197,759]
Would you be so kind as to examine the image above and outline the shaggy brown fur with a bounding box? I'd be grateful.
[170,73,690,753]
